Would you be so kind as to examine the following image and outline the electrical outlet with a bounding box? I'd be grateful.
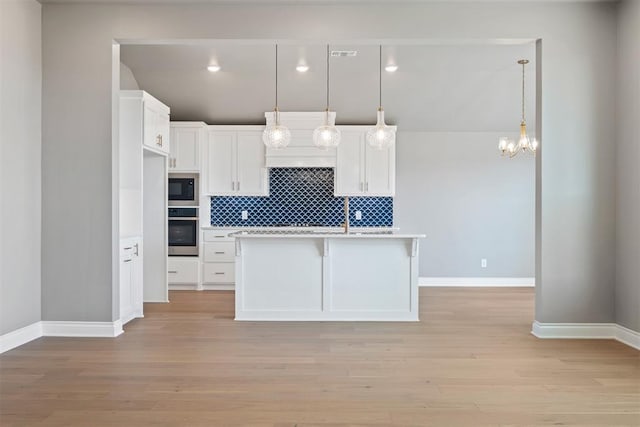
[241,210,248,220]
[481,259,487,268]
[355,210,362,221]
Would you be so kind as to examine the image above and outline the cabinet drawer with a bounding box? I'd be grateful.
[168,258,199,284]
[204,242,235,262]
[203,230,236,241]
[203,263,235,284]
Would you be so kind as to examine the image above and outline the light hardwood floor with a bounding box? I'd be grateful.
[1,288,639,426]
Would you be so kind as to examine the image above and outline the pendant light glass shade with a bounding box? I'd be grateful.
[367,45,395,150]
[313,117,341,149]
[366,108,395,150]
[263,109,291,149]
[499,59,537,158]
[263,45,291,149]
[314,45,341,149]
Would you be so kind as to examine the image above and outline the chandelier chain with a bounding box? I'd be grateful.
[521,60,525,123]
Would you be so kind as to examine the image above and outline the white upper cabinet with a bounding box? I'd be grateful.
[169,122,204,172]
[334,126,396,197]
[207,131,236,195]
[141,96,170,155]
[205,127,268,196]
[236,131,267,195]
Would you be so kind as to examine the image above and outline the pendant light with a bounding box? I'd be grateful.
[313,45,341,149]
[366,45,395,150]
[263,44,291,149]
[498,59,538,158]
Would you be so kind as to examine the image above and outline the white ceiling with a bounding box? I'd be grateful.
[121,42,537,131]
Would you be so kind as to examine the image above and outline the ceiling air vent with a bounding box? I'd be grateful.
[331,50,358,57]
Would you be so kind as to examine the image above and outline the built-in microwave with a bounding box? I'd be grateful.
[168,173,198,206]
[168,207,199,256]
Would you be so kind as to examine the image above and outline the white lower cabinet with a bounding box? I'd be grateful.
[120,237,143,325]
[202,229,236,287]
[203,263,235,284]
[168,258,200,285]
[204,241,235,262]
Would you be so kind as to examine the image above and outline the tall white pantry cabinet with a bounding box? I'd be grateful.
[119,90,170,321]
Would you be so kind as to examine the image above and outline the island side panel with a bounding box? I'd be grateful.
[328,238,414,319]
[235,238,324,320]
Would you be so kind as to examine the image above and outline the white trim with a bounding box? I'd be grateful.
[0,322,43,354]
[615,324,640,350]
[532,321,640,351]
[202,284,235,291]
[41,320,124,338]
[419,277,535,287]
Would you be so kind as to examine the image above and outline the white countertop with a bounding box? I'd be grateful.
[201,226,400,232]
[230,230,425,239]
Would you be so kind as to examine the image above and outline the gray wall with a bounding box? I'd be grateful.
[41,1,617,324]
[615,0,640,333]
[395,132,534,278]
[0,0,42,334]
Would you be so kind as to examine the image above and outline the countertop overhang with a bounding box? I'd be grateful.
[229,230,425,239]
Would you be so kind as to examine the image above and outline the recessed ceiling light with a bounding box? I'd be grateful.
[296,64,309,73]
[207,65,221,72]
[385,65,398,73]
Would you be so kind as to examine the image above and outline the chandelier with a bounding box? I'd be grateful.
[498,59,538,157]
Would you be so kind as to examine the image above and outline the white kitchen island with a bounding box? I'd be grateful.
[231,231,425,321]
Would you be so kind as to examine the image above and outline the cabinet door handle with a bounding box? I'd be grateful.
[365,182,369,192]
[237,181,240,191]
[123,259,132,263]
[214,235,225,238]
[156,134,163,147]
[134,243,139,256]
[168,270,177,274]
[214,251,225,254]
[214,272,225,275]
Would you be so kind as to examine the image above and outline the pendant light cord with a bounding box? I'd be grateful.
[379,45,383,109]
[275,44,279,110]
[326,44,330,111]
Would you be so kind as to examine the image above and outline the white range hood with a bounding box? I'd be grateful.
[265,111,337,168]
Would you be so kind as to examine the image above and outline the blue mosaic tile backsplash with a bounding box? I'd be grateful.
[210,168,393,227]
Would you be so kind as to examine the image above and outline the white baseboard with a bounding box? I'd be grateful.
[614,324,640,350]
[0,322,43,353]
[169,284,198,291]
[419,277,535,287]
[41,320,124,338]
[202,284,235,291]
[532,321,640,350]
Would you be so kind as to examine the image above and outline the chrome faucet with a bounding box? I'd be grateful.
[344,196,350,234]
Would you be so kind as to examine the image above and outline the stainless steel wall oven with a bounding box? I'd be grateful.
[168,207,199,256]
